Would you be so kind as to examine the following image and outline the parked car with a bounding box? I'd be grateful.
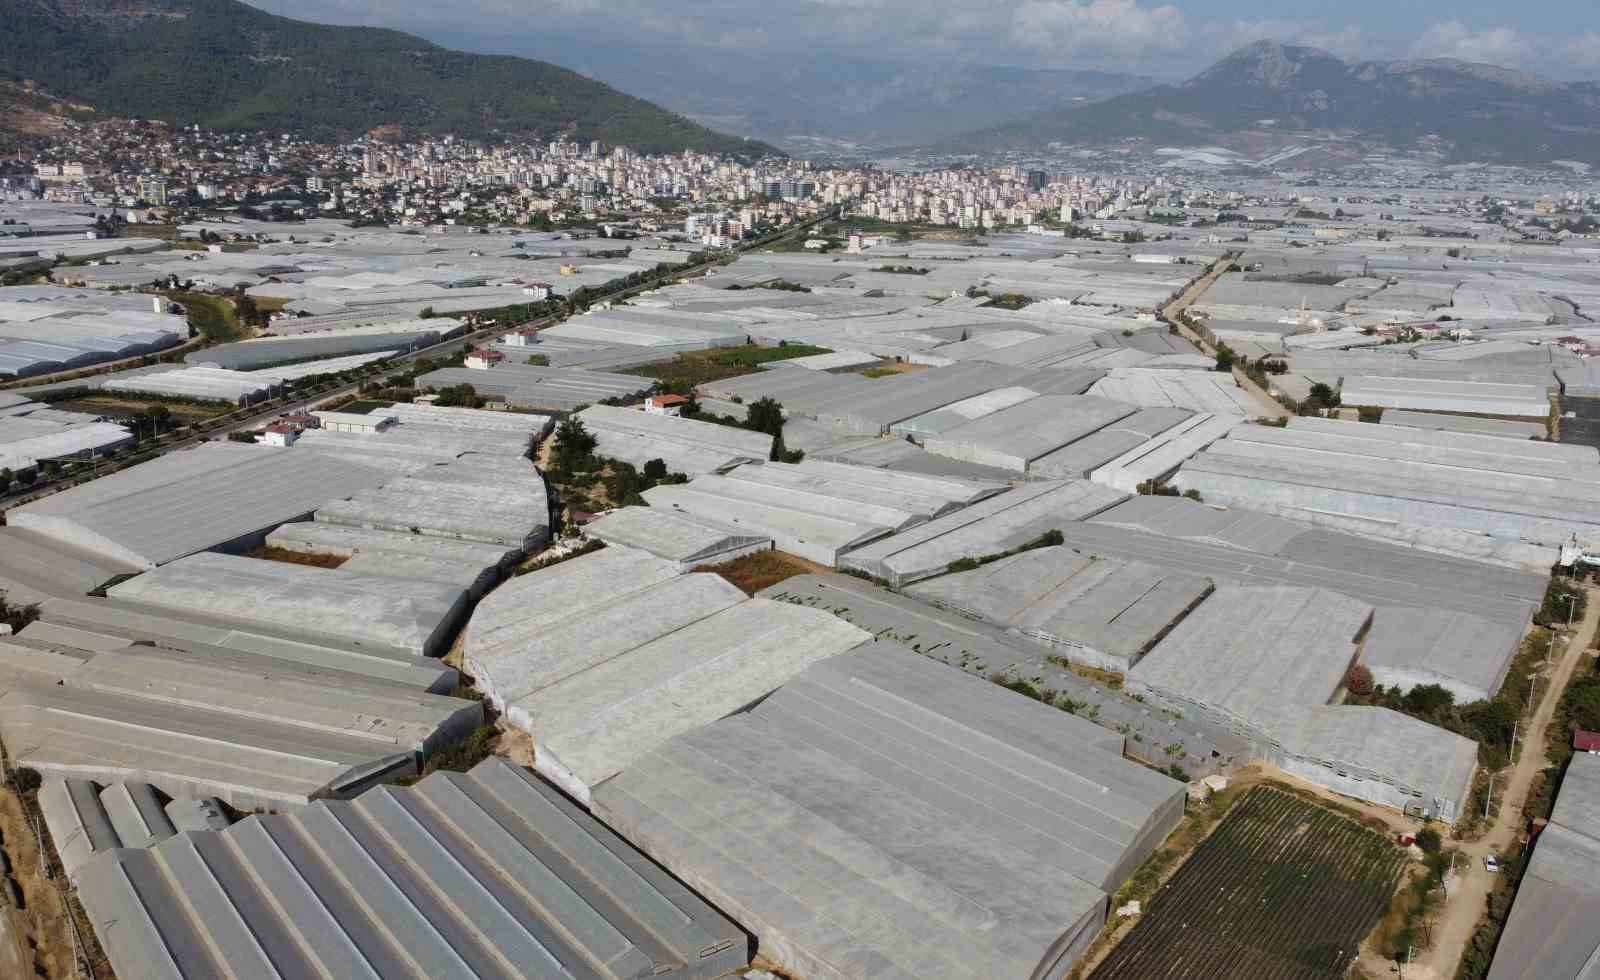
[1484,855,1501,873]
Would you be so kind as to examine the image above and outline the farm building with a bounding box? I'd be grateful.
[886,385,1041,438]
[921,395,1138,473]
[576,404,774,475]
[582,507,772,570]
[17,597,455,692]
[594,647,1187,980]
[0,287,186,378]
[811,363,1054,436]
[197,325,446,369]
[839,480,1128,588]
[1081,495,1547,624]
[1360,606,1525,703]
[314,461,550,552]
[7,442,392,569]
[1379,410,1547,441]
[0,636,480,810]
[1126,586,1374,749]
[539,306,749,348]
[761,572,1250,769]
[106,552,470,659]
[72,758,750,980]
[1126,586,1478,821]
[1086,412,1242,492]
[1086,367,1261,415]
[1027,407,1194,480]
[415,363,651,410]
[267,521,523,572]
[640,480,893,567]
[720,457,1006,517]
[102,366,286,406]
[248,349,398,381]
[463,547,870,803]
[0,402,134,475]
[1339,375,1552,418]
[1488,753,1600,980]
[1170,417,1600,565]
[38,777,229,882]
[632,457,1005,566]
[907,547,1212,672]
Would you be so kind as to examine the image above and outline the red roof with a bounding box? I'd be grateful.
[1575,729,1600,752]
[651,394,690,406]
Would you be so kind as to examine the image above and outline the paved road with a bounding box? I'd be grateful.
[0,317,518,513]
[0,211,837,515]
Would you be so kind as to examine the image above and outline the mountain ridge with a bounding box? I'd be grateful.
[944,41,1600,164]
[0,0,779,157]
[422,30,1157,152]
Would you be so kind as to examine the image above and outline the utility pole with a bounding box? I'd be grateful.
[1565,593,1578,629]
[1512,719,1520,764]
[1485,772,1496,821]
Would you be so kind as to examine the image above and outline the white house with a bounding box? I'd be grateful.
[644,394,690,417]
[465,349,505,370]
[260,422,298,447]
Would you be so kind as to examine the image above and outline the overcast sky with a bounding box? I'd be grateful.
[244,0,1600,81]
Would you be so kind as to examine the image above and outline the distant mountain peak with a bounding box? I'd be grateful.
[947,41,1600,166]
[1187,41,1344,90]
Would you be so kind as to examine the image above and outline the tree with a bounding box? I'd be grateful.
[1214,346,1236,373]
[745,396,785,438]
[0,467,11,493]
[1402,684,1455,718]
[235,292,262,328]
[1461,698,1518,753]
[1344,664,1375,698]
[1562,677,1600,733]
[145,403,172,437]
[551,417,597,471]
[434,384,483,409]
[1415,827,1442,854]
[1536,581,1586,627]
[642,458,668,482]
[419,306,436,319]
[526,354,549,366]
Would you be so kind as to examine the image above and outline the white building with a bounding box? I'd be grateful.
[644,394,690,417]
[464,349,505,370]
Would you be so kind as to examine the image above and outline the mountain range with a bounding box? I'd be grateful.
[0,0,778,157]
[947,42,1600,165]
[425,32,1154,153]
[3,4,1597,169]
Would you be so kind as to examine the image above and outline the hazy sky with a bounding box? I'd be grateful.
[245,0,1600,81]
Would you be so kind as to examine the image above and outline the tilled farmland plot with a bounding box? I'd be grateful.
[1092,787,1406,980]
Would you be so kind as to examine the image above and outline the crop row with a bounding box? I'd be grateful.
[1092,787,1406,980]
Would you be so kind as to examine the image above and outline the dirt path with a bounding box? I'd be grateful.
[1159,256,1290,420]
[1405,588,1599,980]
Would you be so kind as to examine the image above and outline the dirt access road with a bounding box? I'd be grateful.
[1161,255,1290,421]
[1400,589,1599,980]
